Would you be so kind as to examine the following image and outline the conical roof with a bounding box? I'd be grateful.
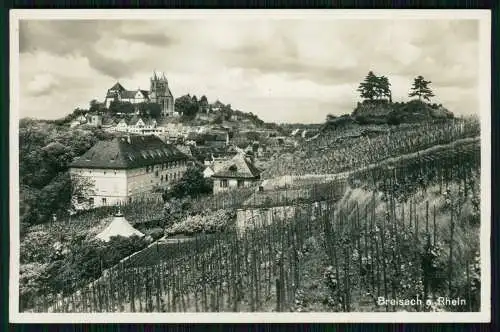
[96,211,144,242]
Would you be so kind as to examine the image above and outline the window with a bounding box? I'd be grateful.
[220,179,228,188]
[89,197,94,206]
[237,179,245,188]
[161,175,164,182]
[102,198,107,205]
[103,171,107,175]
[129,197,132,204]
[77,196,85,204]
[155,170,159,177]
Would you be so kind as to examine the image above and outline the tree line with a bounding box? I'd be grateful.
[357,71,435,103]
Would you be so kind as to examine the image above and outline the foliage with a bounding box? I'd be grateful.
[19,119,114,225]
[143,227,165,241]
[136,102,162,118]
[19,262,51,309]
[167,167,212,200]
[89,99,105,113]
[162,197,186,227]
[409,75,435,102]
[357,71,392,102]
[20,230,56,264]
[19,232,149,310]
[109,100,135,114]
[165,209,235,236]
[175,94,199,119]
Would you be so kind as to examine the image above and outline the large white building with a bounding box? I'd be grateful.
[69,135,189,209]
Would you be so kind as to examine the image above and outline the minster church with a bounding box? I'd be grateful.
[104,71,175,117]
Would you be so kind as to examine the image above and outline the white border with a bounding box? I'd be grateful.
[9,9,492,323]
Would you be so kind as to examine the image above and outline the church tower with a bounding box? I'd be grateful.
[150,71,174,117]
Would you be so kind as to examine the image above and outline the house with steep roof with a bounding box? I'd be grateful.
[211,153,261,194]
[69,135,189,208]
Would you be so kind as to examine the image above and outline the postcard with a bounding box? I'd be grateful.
[9,9,491,323]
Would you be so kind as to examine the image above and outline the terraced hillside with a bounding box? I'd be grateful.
[33,129,481,313]
[263,118,479,179]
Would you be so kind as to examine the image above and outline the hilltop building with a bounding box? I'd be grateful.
[104,71,175,117]
[69,135,189,209]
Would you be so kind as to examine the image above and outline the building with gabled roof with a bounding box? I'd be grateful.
[69,135,189,208]
[103,71,175,117]
[211,153,261,194]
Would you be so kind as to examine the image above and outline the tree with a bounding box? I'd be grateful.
[376,76,392,101]
[89,99,100,113]
[409,75,435,102]
[19,120,110,225]
[326,114,337,122]
[137,102,162,118]
[168,167,212,199]
[175,94,199,118]
[357,71,392,102]
[69,174,96,213]
[357,71,378,101]
[109,101,135,114]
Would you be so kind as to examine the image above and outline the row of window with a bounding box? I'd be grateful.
[146,160,186,173]
[160,172,181,182]
[219,179,245,188]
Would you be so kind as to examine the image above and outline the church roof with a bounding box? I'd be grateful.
[109,82,126,92]
[212,153,261,179]
[121,90,137,99]
[69,135,188,169]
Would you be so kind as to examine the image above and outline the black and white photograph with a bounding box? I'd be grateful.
[9,10,491,323]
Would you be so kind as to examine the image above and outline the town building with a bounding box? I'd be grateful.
[211,153,261,194]
[69,135,189,209]
[104,71,175,117]
[87,114,103,127]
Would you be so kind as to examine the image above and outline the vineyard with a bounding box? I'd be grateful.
[263,118,479,179]
[30,132,481,312]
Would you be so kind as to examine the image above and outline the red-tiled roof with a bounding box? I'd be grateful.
[69,135,188,169]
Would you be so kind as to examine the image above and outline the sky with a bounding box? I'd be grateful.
[18,17,480,123]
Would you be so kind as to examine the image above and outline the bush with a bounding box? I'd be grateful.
[144,227,165,241]
[166,167,212,200]
[20,231,55,264]
[165,209,235,236]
